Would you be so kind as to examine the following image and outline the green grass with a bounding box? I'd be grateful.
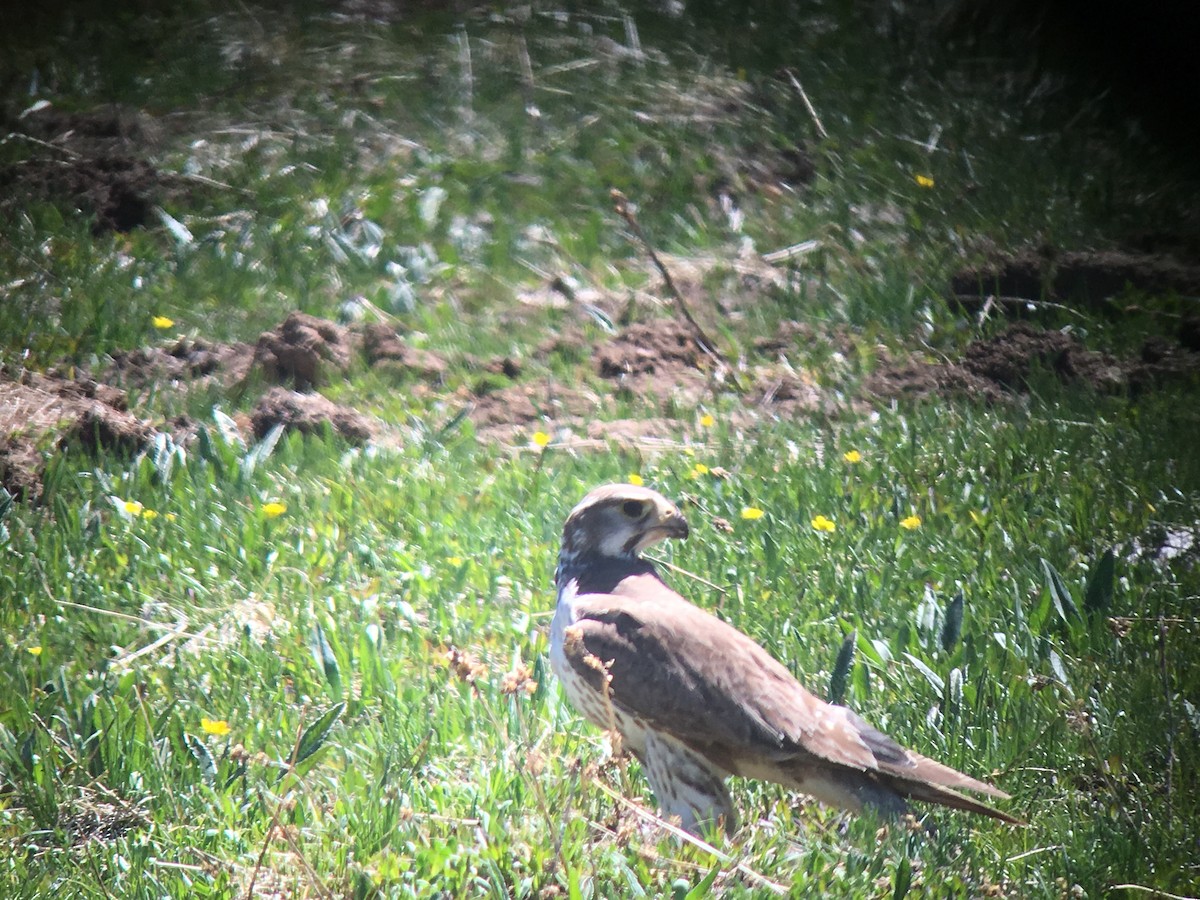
[2,2,1199,897]
[4,400,1198,897]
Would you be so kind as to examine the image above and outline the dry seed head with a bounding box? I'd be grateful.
[524,749,546,776]
[447,646,488,683]
[500,662,537,695]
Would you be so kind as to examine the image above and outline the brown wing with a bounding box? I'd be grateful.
[563,573,1009,802]
[563,575,881,772]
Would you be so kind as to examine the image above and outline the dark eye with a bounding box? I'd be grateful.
[622,500,646,519]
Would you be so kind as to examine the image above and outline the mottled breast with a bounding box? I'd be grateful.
[550,579,652,758]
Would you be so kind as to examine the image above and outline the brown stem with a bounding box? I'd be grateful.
[610,189,745,392]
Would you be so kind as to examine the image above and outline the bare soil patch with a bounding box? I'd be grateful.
[250,386,375,443]
[951,248,1200,308]
[470,314,852,440]
[466,377,598,440]
[597,319,706,378]
[0,105,192,233]
[749,369,825,417]
[109,338,255,389]
[868,322,1200,402]
[255,312,356,389]
[3,313,407,500]
[0,367,158,501]
[362,322,450,383]
[466,317,716,442]
[106,316,454,394]
[7,298,1197,502]
[594,318,714,409]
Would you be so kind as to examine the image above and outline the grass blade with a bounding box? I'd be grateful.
[294,701,346,767]
[1048,649,1074,699]
[242,422,284,476]
[941,590,964,652]
[1041,558,1080,624]
[185,733,217,785]
[310,622,343,697]
[903,653,944,697]
[1084,548,1115,616]
[829,628,857,704]
[685,864,722,899]
[893,856,912,900]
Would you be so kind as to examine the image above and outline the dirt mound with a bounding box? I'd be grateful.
[866,355,1007,404]
[1,310,390,501]
[951,248,1200,308]
[470,315,846,439]
[754,320,821,356]
[466,317,731,442]
[961,325,1124,391]
[468,379,600,434]
[254,312,355,389]
[250,386,374,443]
[1127,333,1200,393]
[109,338,255,389]
[869,323,1200,402]
[0,368,158,500]
[361,323,449,382]
[109,315,449,391]
[597,319,706,378]
[464,371,688,447]
[594,318,713,407]
[0,105,182,233]
[751,370,824,416]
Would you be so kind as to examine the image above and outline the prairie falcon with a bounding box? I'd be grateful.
[550,483,1020,834]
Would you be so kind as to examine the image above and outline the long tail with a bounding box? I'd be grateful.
[885,773,1025,825]
[877,750,1025,824]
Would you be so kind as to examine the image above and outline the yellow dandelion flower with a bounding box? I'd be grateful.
[27,646,43,657]
[628,474,644,486]
[152,315,175,329]
[811,515,836,533]
[447,556,465,567]
[843,450,862,464]
[531,431,551,448]
[699,413,715,428]
[741,506,765,520]
[123,500,144,517]
[692,463,709,477]
[915,174,935,188]
[900,515,922,530]
[201,718,231,737]
[261,502,287,519]
[140,508,159,520]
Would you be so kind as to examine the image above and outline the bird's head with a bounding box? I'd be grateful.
[560,483,690,561]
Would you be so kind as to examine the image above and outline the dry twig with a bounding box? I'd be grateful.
[591,780,789,895]
[784,69,828,140]
[610,189,744,391]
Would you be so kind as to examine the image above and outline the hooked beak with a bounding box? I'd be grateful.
[660,511,690,540]
[630,508,689,553]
